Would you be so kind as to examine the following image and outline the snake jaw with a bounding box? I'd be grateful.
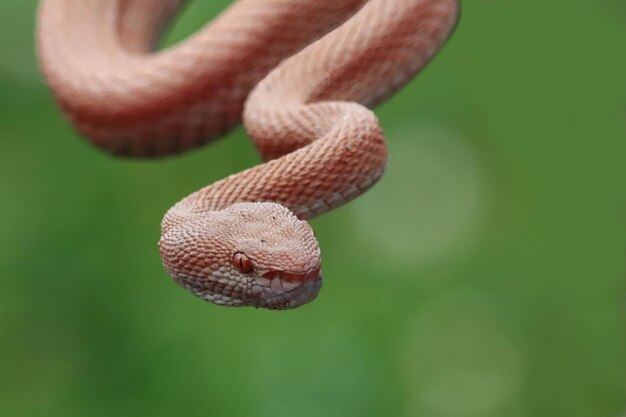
[250,265,322,309]
[260,267,323,310]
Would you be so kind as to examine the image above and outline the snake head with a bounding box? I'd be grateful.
[159,202,322,309]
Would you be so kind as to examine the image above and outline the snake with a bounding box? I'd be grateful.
[37,0,460,309]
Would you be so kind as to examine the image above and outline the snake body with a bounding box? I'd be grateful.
[37,0,459,309]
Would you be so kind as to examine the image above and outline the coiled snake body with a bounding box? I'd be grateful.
[37,0,459,309]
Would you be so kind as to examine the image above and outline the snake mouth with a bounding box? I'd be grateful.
[264,277,323,310]
[258,266,323,309]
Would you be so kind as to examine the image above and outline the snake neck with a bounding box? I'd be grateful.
[166,101,387,223]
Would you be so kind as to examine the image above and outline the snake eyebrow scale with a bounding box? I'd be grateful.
[37,0,460,309]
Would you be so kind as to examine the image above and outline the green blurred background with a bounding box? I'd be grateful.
[1,1,625,416]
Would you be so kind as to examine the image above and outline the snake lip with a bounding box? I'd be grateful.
[262,267,323,309]
[262,264,321,284]
[265,278,323,310]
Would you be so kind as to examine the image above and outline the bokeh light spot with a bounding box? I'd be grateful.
[354,122,487,267]
[398,292,523,417]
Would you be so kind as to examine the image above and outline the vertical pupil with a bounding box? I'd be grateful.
[234,253,251,273]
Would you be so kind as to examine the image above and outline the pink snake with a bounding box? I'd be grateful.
[37,0,459,309]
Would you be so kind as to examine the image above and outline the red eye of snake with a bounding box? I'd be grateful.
[232,252,253,273]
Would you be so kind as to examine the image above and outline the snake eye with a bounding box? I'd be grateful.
[232,252,253,273]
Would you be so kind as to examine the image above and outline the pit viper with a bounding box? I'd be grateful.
[37,0,460,309]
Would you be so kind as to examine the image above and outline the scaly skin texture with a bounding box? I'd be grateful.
[37,0,460,309]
